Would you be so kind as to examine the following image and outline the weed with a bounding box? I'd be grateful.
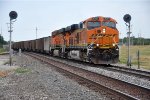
[15,67,31,74]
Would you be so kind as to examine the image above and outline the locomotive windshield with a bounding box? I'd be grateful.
[102,22,116,28]
[87,22,101,30]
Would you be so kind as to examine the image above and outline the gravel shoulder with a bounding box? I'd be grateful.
[0,54,110,100]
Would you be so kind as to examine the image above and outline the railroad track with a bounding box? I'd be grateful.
[107,65,150,80]
[24,52,150,100]
[35,52,150,80]
[59,57,150,80]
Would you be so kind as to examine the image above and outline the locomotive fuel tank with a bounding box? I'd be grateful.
[53,50,60,56]
[69,50,81,60]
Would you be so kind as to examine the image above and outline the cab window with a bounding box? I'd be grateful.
[102,22,116,28]
[87,22,101,30]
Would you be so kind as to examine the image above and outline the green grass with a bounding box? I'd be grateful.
[119,45,150,70]
[15,67,31,74]
[0,48,6,54]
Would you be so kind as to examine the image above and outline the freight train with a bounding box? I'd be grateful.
[12,16,119,64]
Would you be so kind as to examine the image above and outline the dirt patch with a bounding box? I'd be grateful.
[0,71,9,77]
[0,54,19,77]
[0,66,19,77]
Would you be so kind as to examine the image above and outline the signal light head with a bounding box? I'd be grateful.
[123,14,131,23]
[9,11,18,19]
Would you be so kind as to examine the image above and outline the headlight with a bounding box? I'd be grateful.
[103,28,106,33]
[96,44,99,47]
[116,48,119,51]
[112,43,115,46]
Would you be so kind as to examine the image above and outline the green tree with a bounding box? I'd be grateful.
[119,36,150,45]
[0,34,7,48]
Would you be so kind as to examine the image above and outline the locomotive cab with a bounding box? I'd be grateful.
[83,17,119,64]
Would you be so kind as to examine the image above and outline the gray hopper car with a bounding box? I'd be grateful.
[36,38,44,53]
[31,40,36,52]
[12,36,51,54]
[44,36,51,54]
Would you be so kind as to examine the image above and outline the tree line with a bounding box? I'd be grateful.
[0,35,7,48]
[119,36,150,45]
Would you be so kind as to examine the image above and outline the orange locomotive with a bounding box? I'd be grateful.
[51,16,119,64]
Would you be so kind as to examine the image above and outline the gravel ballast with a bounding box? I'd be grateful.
[0,54,110,100]
[48,55,150,89]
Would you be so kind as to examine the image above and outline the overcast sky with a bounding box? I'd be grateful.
[0,0,150,42]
